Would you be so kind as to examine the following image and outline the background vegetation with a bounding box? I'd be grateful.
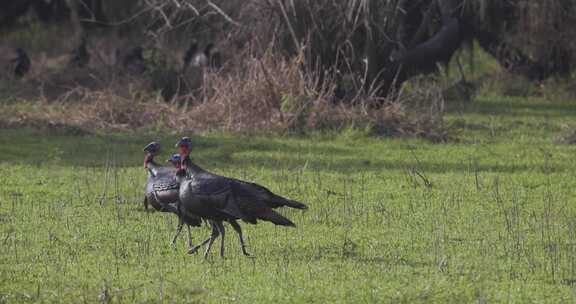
[1,0,576,302]
[0,0,574,138]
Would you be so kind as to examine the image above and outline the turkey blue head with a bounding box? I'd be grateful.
[143,141,161,155]
[167,154,181,168]
[143,141,161,168]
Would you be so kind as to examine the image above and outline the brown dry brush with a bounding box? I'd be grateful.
[1,48,447,140]
[123,0,448,139]
[514,1,576,76]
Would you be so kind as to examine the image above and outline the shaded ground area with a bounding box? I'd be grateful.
[1,95,574,171]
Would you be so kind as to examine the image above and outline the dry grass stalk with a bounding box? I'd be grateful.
[0,48,447,140]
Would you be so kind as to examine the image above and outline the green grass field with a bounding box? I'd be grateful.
[1,96,576,303]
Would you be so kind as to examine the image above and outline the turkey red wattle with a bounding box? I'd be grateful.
[178,143,191,168]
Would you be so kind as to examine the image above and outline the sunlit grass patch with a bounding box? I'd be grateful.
[1,95,576,302]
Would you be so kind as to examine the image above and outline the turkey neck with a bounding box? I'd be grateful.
[144,154,161,177]
[181,155,205,176]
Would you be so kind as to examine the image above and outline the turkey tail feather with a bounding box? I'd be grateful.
[283,199,308,210]
[258,209,296,227]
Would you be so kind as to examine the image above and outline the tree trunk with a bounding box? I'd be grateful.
[64,0,84,41]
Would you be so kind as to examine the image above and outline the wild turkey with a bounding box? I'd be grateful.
[123,46,146,75]
[182,40,198,72]
[69,37,90,68]
[144,147,250,256]
[11,48,30,78]
[182,41,221,70]
[167,153,214,246]
[168,154,251,255]
[143,142,202,248]
[175,137,308,258]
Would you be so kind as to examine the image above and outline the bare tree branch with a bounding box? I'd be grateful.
[207,1,242,27]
